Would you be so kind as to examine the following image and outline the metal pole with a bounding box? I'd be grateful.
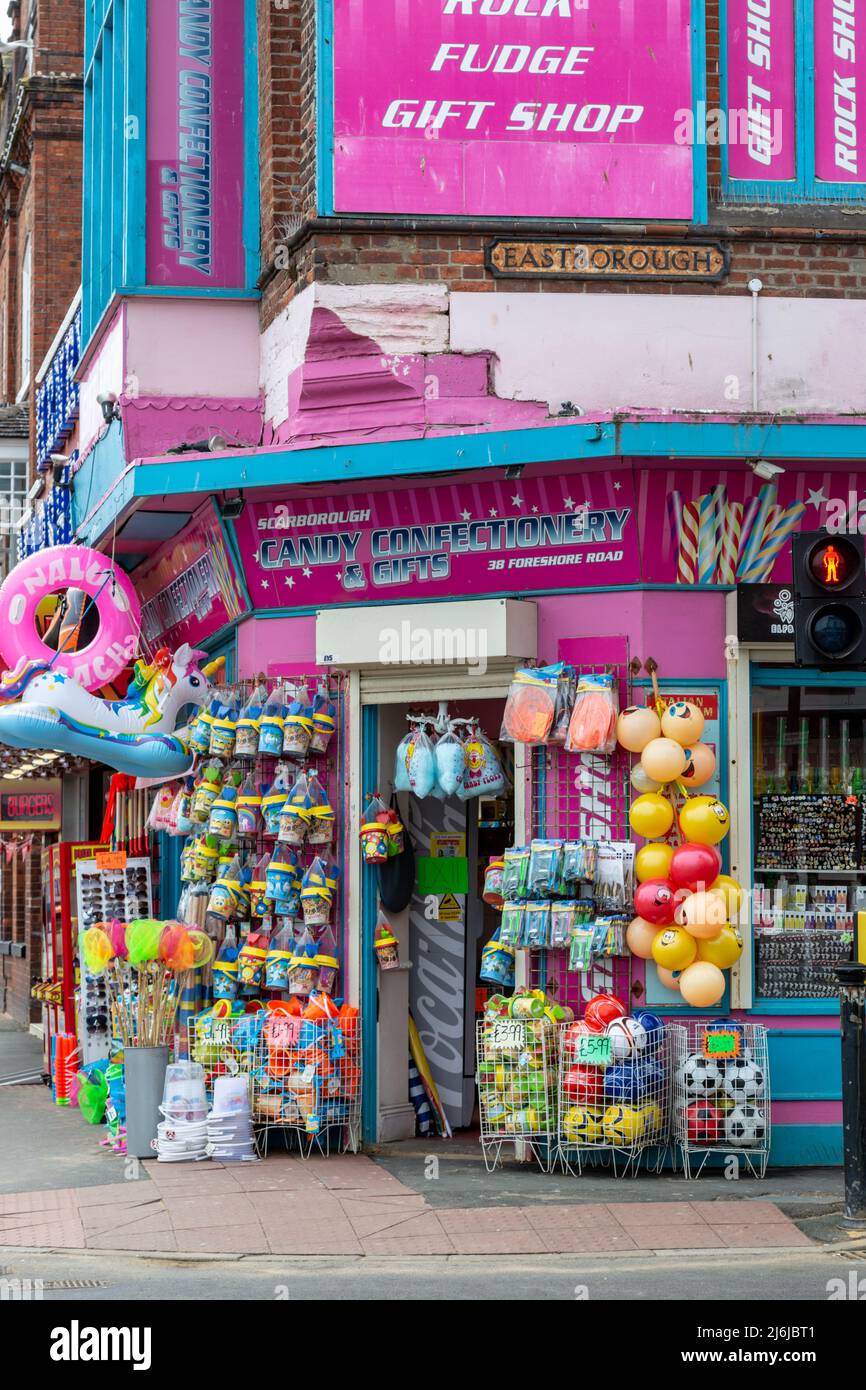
[836,962,866,1223]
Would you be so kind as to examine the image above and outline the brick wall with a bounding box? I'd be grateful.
[257,0,318,270]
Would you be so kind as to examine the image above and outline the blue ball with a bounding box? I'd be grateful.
[604,1061,642,1105]
[631,1009,664,1051]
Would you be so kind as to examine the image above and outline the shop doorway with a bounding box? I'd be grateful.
[373,697,513,1139]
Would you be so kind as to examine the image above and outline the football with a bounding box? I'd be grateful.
[724,1104,767,1148]
[677,1052,723,1098]
[606,1016,649,1060]
[685,1100,723,1144]
[722,1058,765,1104]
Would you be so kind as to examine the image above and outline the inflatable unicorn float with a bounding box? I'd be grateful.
[0,545,223,778]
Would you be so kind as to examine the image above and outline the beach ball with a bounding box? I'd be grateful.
[669,842,722,892]
[661,701,705,746]
[697,926,744,970]
[634,878,679,927]
[678,960,726,1008]
[626,916,660,960]
[652,926,698,972]
[81,926,114,976]
[584,992,627,1033]
[680,743,716,789]
[655,965,682,993]
[711,875,744,919]
[616,705,661,753]
[630,765,661,796]
[641,737,688,784]
[635,842,674,883]
[679,796,730,847]
[676,889,728,937]
[629,793,674,840]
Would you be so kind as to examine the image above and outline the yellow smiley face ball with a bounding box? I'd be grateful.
[635,842,675,883]
[629,793,674,840]
[678,795,730,846]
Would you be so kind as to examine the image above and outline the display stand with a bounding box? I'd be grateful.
[476,1015,559,1173]
[670,1020,771,1179]
[75,855,153,1064]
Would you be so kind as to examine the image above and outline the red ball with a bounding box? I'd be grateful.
[562,1065,605,1106]
[633,877,679,926]
[669,843,722,893]
[584,993,627,1032]
[686,1100,723,1144]
[564,1020,595,1055]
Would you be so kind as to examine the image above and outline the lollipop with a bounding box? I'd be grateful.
[125,918,163,968]
[81,925,115,976]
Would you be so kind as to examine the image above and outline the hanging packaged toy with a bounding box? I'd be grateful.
[360,794,389,864]
[262,765,292,837]
[435,725,468,797]
[283,684,313,757]
[236,773,263,839]
[189,694,219,756]
[500,664,564,745]
[306,770,335,845]
[373,917,400,970]
[565,672,619,755]
[401,724,436,798]
[502,845,530,901]
[549,666,576,744]
[192,833,220,881]
[171,778,194,837]
[236,680,268,757]
[301,857,334,927]
[499,900,525,946]
[520,900,551,948]
[527,839,565,898]
[213,926,240,1000]
[480,928,515,989]
[238,929,270,989]
[316,925,340,994]
[208,784,239,841]
[210,692,239,758]
[250,852,273,918]
[192,760,224,822]
[265,919,295,991]
[482,857,505,909]
[258,683,288,757]
[278,769,311,846]
[310,683,337,754]
[265,843,300,914]
[288,930,320,995]
[459,722,508,800]
[148,782,177,834]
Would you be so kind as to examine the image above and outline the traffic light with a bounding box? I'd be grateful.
[793,532,866,668]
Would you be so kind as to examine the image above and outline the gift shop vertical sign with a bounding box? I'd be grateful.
[146,0,247,287]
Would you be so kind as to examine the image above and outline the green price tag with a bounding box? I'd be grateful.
[703,1030,738,1059]
[576,1035,613,1066]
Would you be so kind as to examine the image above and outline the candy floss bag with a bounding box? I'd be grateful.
[459,722,508,800]
[400,724,436,798]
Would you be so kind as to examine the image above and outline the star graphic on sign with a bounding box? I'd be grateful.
[261,579,270,591]
[613,481,622,491]
[807,487,828,509]
[336,572,342,581]
[489,508,498,518]
[564,496,575,510]
[532,505,539,514]
[511,494,523,508]
[302,567,312,578]
[461,510,472,522]
[284,575,295,589]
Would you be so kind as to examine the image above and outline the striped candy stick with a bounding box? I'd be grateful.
[696,491,720,585]
[679,500,701,584]
[740,502,807,583]
[736,483,778,580]
[717,501,742,585]
[668,491,695,584]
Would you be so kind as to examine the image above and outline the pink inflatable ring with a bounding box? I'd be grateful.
[0,546,141,692]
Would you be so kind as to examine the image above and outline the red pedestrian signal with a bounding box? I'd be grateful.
[793,532,866,667]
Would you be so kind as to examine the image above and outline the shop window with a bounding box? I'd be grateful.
[0,456,28,580]
[751,675,861,1005]
[720,0,866,206]
[18,236,31,397]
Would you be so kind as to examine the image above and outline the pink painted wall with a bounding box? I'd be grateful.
[125,300,260,398]
[237,614,318,677]
[538,590,728,677]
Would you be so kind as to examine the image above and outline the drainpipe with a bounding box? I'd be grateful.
[748,278,763,412]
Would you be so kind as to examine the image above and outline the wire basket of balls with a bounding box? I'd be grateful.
[558,993,673,1177]
[670,1019,771,1179]
[476,992,563,1173]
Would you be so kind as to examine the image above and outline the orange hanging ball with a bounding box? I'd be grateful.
[661,701,706,746]
[641,737,688,784]
[626,916,659,960]
[656,965,682,992]
[616,706,661,753]
[678,960,726,1008]
[680,743,716,789]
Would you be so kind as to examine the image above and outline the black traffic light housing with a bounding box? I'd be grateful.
[793,532,866,668]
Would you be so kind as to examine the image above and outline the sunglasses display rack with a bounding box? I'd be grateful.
[75,857,154,1064]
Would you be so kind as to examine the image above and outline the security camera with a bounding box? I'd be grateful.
[749,459,785,482]
[97,392,120,425]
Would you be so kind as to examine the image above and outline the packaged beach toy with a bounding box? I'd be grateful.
[258,683,288,757]
[238,930,270,989]
[236,773,262,839]
[188,694,219,756]
[265,919,295,991]
[170,778,195,837]
[499,900,525,947]
[310,682,337,754]
[500,664,564,745]
[373,917,400,971]
[148,782,177,834]
[528,839,565,898]
[360,794,389,864]
[305,770,335,845]
[283,684,313,757]
[207,852,242,921]
[435,725,467,797]
[209,692,239,758]
[565,672,619,755]
[192,833,220,882]
[213,927,240,1000]
[262,765,292,837]
[502,845,530,900]
[208,785,239,841]
[192,759,224,823]
[459,722,508,800]
[480,929,515,989]
[235,679,268,756]
[266,843,300,913]
[301,857,334,927]
[276,769,310,845]
[316,925,340,995]
[483,857,505,909]
[288,930,320,995]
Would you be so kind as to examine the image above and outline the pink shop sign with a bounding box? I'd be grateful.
[233,466,640,608]
[134,504,248,650]
[331,0,695,220]
[814,0,866,183]
[146,0,247,288]
[726,0,797,181]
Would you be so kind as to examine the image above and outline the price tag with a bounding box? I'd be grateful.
[703,1029,740,1060]
[576,1035,613,1066]
[489,1019,525,1052]
[95,851,127,870]
[212,1022,232,1047]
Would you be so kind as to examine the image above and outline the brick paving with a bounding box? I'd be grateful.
[0,1153,815,1257]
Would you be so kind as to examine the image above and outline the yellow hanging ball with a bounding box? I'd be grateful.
[651,925,698,972]
[616,705,661,753]
[635,842,675,883]
[678,795,730,846]
[629,792,674,840]
[641,737,688,785]
[697,926,744,970]
[711,874,744,918]
[661,700,706,746]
